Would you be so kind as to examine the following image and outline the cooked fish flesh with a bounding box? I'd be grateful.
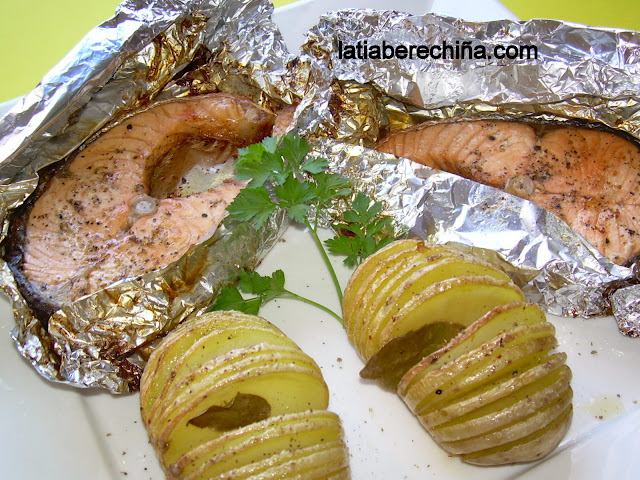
[6,93,274,319]
[374,120,640,266]
[272,104,297,138]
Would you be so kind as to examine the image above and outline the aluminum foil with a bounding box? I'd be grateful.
[0,0,295,392]
[297,10,640,336]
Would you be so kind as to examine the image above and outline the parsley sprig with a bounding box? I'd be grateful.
[326,192,395,268]
[209,133,394,326]
[209,270,343,324]
[226,133,350,304]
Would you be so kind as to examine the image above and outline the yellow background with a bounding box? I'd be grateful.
[0,0,638,103]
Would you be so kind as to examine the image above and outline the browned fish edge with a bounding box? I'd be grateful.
[3,161,67,326]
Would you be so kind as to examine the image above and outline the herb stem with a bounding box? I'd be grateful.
[304,218,344,309]
[283,290,344,326]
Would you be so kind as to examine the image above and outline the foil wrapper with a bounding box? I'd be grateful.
[298,10,640,336]
[0,0,295,392]
[612,284,640,337]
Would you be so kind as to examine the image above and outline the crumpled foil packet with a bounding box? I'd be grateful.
[297,9,640,336]
[0,0,295,392]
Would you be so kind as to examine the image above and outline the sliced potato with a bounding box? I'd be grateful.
[342,239,573,466]
[343,239,455,317]
[155,347,328,466]
[460,404,573,466]
[406,326,558,418]
[215,442,350,480]
[141,314,236,419]
[172,411,346,480]
[343,239,419,320]
[343,239,517,360]
[149,342,319,433]
[424,352,568,432]
[366,276,525,360]
[233,442,350,480]
[143,322,297,427]
[359,321,465,390]
[439,387,573,454]
[425,362,572,441]
[398,302,550,399]
[353,255,510,359]
[142,317,296,426]
[396,314,571,466]
[140,311,349,479]
[344,241,460,350]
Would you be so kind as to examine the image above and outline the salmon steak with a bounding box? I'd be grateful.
[374,120,640,266]
[6,93,275,319]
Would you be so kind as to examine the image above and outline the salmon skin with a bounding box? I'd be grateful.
[374,120,640,266]
[5,93,275,321]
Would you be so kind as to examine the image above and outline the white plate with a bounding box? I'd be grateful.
[1,1,639,479]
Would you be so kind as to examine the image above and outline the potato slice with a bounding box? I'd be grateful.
[360,321,465,390]
[395,302,572,466]
[426,363,572,440]
[438,387,573,454]
[141,311,349,478]
[343,239,457,315]
[398,302,548,395]
[237,443,350,480]
[344,241,459,349]
[460,404,573,466]
[141,311,291,422]
[343,239,517,360]
[343,239,419,320]
[171,411,346,480]
[366,276,525,360]
[141,315,235,418]
[218,442,350,480]
[347,252,457,356]
[148,341,319,435]
[424,352,568,432]
[352,255,510,359]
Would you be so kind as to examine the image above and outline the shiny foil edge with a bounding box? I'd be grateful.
[611,284,640,337]
[0,0,296,392]
[296,10,640,335]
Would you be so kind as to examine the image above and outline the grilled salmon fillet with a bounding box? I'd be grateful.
[375,120,640,266]
[7,93,275,317]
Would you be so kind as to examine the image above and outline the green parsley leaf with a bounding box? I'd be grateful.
[279,133,311,167]
[326,192,394,267]
[235,140,289,188]
[274,176,316,223]
[209,270,287,315]
[208,287,261,315]
[311,172,352,204]
[239,269,286,303]
[301,156,330,174]
[219,132,396,325]
[324,235,361,268]
[261,136,280,153]
[227,187,276,230]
